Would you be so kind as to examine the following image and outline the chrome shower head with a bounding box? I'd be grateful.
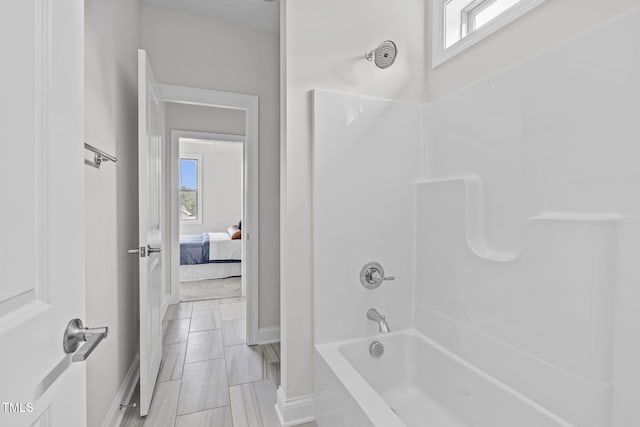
[365,40,397,69]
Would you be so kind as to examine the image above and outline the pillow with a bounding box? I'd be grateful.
[227,225,241,240]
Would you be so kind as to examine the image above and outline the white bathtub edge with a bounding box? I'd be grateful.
[316,329,576,427]
[316,332,410,427]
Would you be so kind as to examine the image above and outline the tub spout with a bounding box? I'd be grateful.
[367,308,390,333]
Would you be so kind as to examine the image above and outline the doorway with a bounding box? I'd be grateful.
[162,85,260,346]
[174,131,244,302]
[128,52,276,425]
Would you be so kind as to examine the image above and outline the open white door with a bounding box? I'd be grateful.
[136,49,165,416]
[0,1,89,426]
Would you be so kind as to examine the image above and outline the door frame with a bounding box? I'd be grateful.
[159,84,260,345]
[170,129,245,296]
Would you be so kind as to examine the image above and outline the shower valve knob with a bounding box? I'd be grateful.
[360,262,394,289]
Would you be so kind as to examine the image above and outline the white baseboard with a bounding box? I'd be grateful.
[101,353,140,427]
[275,386,315,426]
[257,326,281,344]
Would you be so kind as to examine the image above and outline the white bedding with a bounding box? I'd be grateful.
[208,232,242,261]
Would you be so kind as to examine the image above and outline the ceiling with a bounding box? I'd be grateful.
[142,0,280,33]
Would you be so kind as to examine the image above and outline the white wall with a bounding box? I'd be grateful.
[84,0,139,425]
[166,103,245,136]
[179,141,243,235]
[425,0,640,100]
[140,4,281,329]
[280,0,426,403]
[418,9,640,425]
[312,91,423,345]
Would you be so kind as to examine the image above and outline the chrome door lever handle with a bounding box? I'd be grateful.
[63,319,108,362]
[127,248,139,254]
[147,245,161,254]
[72,332,106,362]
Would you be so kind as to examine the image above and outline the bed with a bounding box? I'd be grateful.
[179,232,242,282]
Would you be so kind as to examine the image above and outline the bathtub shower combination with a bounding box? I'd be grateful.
[311,10,640,427]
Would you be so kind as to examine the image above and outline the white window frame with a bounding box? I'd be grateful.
[461,0,493,34]
[178,153,203,225]
[432,0,548,68]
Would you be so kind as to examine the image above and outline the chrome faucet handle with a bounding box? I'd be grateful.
[360,262,395,289]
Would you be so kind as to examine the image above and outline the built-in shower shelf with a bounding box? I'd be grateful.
[415,176,627,427]
[416,176,621,263]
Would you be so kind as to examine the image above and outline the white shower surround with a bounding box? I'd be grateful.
[312,90,423,345]
[312,8,640,427]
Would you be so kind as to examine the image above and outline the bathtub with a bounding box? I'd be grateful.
[314,330,573,427]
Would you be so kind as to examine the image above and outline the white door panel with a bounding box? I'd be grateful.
[0,1,86,426]
[137,49,165,417]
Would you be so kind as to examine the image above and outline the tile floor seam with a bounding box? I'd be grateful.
[248,383,261,425]
[183,355,226,365]
[227,377,267,387]
[222,345,232,388]
[224,343,253,348]
[175,377,186,426]
[174,404,234,424]
[174,402,232,417]
[173,310,190,425]
[171,380,181,427]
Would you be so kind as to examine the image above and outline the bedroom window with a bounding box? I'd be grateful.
[179,155,203,224]
[432,0,547,67]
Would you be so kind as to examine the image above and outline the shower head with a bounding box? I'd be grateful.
[365,40,397,69]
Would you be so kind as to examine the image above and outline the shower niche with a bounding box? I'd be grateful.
[414,176,626,426]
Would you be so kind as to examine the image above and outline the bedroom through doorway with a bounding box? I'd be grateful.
[165,86,261,346]
[177,133,244,302]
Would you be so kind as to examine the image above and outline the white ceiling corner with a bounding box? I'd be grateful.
[141,0,280,33]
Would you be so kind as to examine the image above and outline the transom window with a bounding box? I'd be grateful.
[433,0,547,67]
[445,0,522,47]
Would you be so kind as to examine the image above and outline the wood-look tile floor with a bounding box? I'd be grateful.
[179,277,242,302]
[120,297,317,427]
